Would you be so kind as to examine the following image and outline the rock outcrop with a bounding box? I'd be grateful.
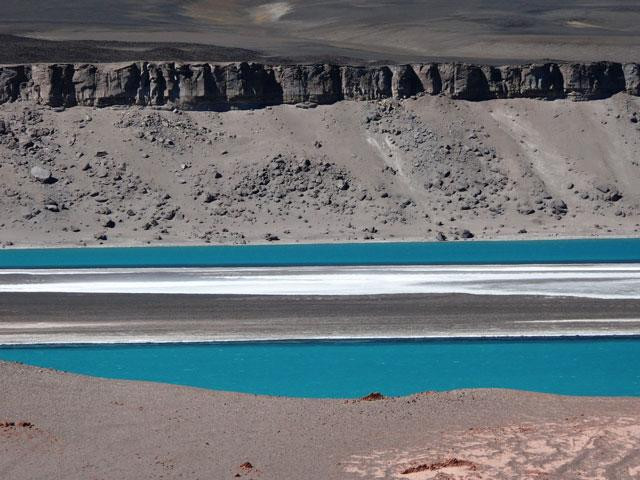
[1,60,638,110]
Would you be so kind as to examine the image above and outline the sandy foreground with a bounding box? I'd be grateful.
[0,361,639,479]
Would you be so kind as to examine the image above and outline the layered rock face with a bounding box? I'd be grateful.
[1,60,639,109]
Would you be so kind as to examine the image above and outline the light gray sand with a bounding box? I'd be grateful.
[1,361,640,479]
[2,292,640,344]
[2,94,640,248]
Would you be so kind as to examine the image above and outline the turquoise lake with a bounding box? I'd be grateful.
[1,237,640,269]
[1,338,640,398]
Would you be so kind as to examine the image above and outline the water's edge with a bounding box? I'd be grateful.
[1,238,640,269]
[2,337,639,398]
[3,332,640,347]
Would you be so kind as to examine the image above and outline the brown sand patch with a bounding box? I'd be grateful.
[1,420,34,429]
[343,416,640,479]
[400,457,477,475]
[360,392,385,401]
[235,461,262,477]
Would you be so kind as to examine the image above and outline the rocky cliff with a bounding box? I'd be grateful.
[1,61,639,109]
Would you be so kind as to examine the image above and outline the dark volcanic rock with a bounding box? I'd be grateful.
[1,60,639,110]
[560,62,626,100]
[391,65,421,99]
[275,64,341,104]
[519,64,565,99]
[440,64,491,101]
[412,63,442,95]
[30,64,75,107]
[0,65,30,103]
[340,66,392,100]
[624,63,640,96]
[550,199,568,215]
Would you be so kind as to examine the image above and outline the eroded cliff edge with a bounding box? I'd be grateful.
[1,61,640,110]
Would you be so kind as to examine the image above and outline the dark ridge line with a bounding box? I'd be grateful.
[1,60,639,110]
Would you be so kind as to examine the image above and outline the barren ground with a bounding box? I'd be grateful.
[2,1,640,63]
[1,94,639,247]
[1,361,640,480]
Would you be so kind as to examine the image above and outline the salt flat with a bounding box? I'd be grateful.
[2,264,640,299]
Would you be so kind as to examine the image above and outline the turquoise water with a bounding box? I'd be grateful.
[1,338,640,398]
[1,238,640,269]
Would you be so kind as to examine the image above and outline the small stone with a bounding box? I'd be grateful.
[30,166,55,184]
[44,201,59,212]
[19,137,33,149]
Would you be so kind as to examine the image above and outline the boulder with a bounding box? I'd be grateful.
[30,166,55,184]
[550,199,568,215]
